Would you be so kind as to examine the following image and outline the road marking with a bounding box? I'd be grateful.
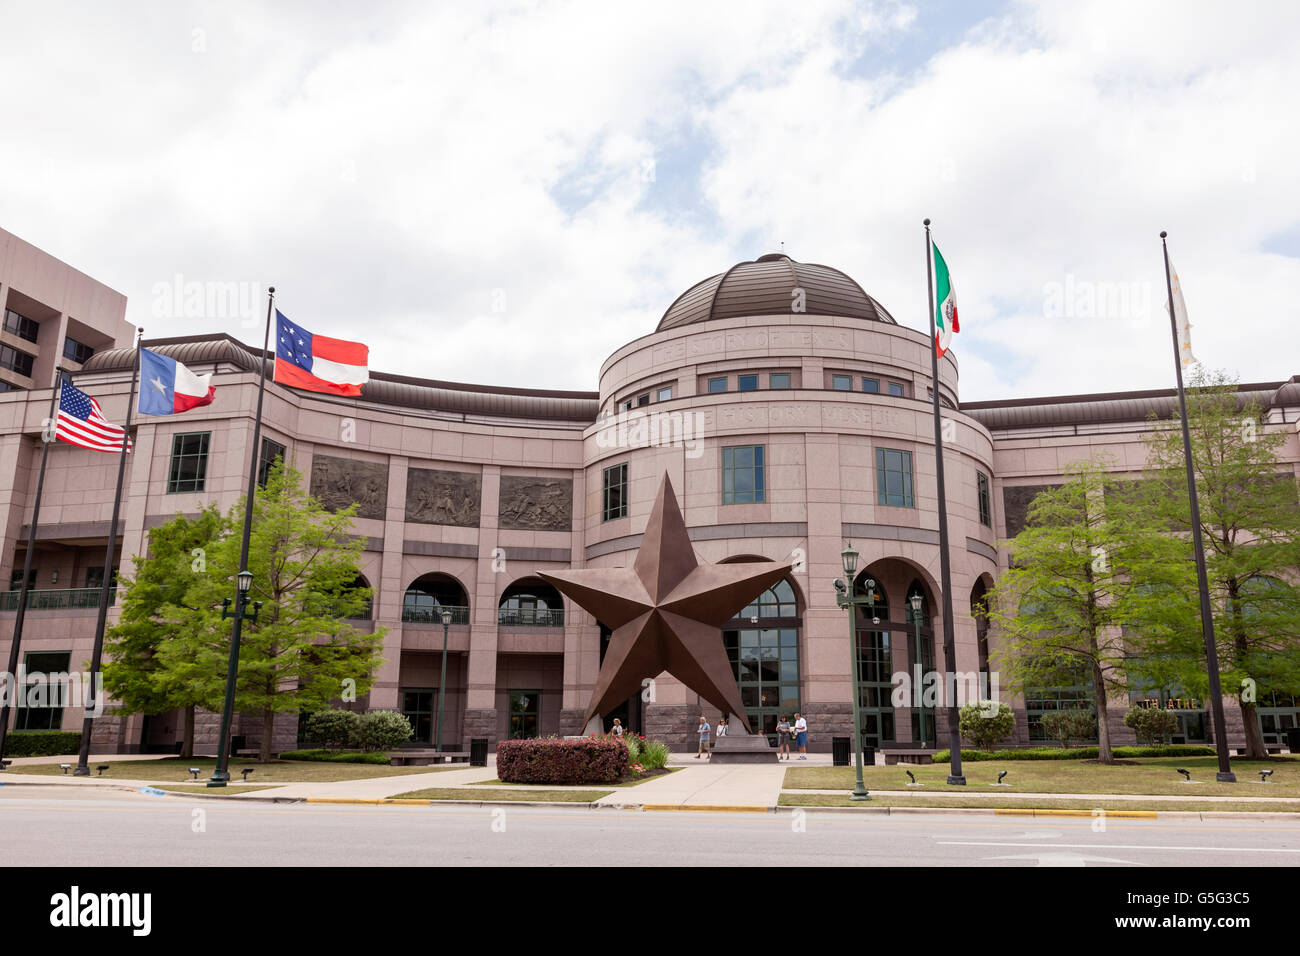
[939,840,1300,854]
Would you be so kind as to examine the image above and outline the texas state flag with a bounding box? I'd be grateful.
[138,348,217,416]
[273,310,369,397]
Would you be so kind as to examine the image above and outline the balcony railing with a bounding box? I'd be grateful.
[401,604,470,625]
[497,607,565,627]
[0,587,117,611]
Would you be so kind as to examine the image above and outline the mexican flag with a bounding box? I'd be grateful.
[933,242,959,356]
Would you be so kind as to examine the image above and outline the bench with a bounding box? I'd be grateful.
[388,749,470,766]
[881,749,940,766]
[1235,747,1284,756]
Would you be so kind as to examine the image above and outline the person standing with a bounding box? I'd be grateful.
[610,718,624,738]
[716,716,728,740]
[775,715,792,760]
[794,713,808,759]
[696,715,711,758]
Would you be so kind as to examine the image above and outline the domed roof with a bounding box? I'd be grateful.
[657,253,898,331]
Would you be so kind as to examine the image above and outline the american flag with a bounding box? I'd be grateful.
[56,380,132,453]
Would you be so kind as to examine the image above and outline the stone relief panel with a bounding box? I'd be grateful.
[498,476,573,531]
[310,455,389,520]
[405,468,481,527]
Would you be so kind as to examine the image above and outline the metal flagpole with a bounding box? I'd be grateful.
[924,218,965,785]
[209,287,274,786]
[0,367,65,764]
[1160,231,1235,782]
[75,328,144,774]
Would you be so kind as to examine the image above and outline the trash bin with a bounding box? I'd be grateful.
[831,736,850,766]
[1286,727,1300,754]
[862,745,876,767]
[470,737,489,767]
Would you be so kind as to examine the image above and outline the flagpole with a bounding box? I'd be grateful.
[209,286,274,786]
[924,218,965,785]
[0,367,65,765]
[1160,231,1235,782]
[74,328,144,774]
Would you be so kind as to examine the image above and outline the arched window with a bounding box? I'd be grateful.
[343,574,373,620]
[498,578,565,627]
[852,571,894,748]
[402,573,469,624]
[723,578,801,743]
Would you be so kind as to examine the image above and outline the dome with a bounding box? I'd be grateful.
[657,253,898,331]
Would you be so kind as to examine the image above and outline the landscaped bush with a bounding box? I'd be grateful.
[278,749,393,765]
[932,745,1219,762]
[304,709,361,750]
[1,731,82,757]
[624,734,641,765]
[1040,708,1098,749]
[497,737,628,784]
[1123,707,1182,746]
[354,710,414,752]
[958,701,1016,751]
[639,739,670,770]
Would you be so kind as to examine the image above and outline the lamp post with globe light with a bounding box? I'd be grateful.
[834,542,874,801]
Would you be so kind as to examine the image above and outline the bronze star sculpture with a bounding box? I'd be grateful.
[539,473,792,734]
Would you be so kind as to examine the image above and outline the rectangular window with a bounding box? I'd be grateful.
[769,373,791,390]
[401,689,434,745]
[258,437,286,488]
[708,377,728,393]
[887,381,906,398]
[657,386,672,402]
[63,337,95,365]
[622,400,632,411]
[862,377,879,393]
[509,690,541,739]
[15,651,71,731]
[602,462,628,521]
[167,432,211,493]
[0,344,36,378]
[85,566,105,590]
[722,444,765,505]
[737,374,758,391]
[3,309,39,343]
[977,472,992,527]
[636,392,650,407]
[831,374,853,391]
[876,448,914,508]
[9,568,35,591]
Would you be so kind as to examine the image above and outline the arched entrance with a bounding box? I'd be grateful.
[721,577,802,744]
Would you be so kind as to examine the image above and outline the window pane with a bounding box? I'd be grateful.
[770,373,791,389]
[832,374,851,390]
[708,377,727,393]
[862,378,879,393]
[738,374,758,391]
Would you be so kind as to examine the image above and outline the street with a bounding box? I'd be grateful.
[2,788,1298,867]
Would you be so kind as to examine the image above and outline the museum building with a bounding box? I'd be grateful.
[1,228,1297,754]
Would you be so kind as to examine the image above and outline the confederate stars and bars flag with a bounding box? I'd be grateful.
[274,310,369,396]
[55,379,132,453]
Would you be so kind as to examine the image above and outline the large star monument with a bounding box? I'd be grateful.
[540,474,792,734]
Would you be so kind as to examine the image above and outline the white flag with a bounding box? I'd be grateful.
[1167,258,1197,368]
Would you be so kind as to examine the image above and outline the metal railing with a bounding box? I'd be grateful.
[497,607,565,627]
[0,587,117,611]
[400,604,470,625]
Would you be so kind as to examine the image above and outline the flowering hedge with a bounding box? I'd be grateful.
[497,737,628,784]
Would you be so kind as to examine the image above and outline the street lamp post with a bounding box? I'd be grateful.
[910,592,929,748]
[209,570,262,786]
[435,608,452,753]
[835,543,870,801]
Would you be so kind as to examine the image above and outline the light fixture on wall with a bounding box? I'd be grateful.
[50,570,58,585]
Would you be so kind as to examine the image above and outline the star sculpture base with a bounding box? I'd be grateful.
[540,473,792,736]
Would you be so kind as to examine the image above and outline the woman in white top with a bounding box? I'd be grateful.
[716,717,728,738]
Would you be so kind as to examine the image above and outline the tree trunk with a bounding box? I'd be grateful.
[261,704,274,763]
[181,705,194,759]
[1093,660,1113,764]
[1240,698,1267,760]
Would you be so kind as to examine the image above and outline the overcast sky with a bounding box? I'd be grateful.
[2,0,1297,401]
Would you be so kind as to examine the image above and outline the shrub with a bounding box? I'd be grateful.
[1124,707,1182,746]
[958,701,1016,752]
[1040,708,1098,749]
[355,710,414,752]
[932,745,1219,761]
[304,709,361,750]
[1,731,82,757]
[497,737,628,784]
[640,739,670,770]
[277,749,392,765]
[624,735,641,765]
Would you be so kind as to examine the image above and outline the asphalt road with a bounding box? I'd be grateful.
[2,788,1299,867]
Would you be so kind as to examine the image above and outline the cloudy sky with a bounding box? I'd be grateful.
[2,0,1297,401]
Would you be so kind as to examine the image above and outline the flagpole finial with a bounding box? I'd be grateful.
[923,218,931,226]
[1160,231,1168,239]
[268,286,275,295]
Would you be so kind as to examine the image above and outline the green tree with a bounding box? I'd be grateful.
[156,459,386,761]
[987,459,1158,764]
[958,701,1015,751]
[1124,369,1300,758]
[102,506,229,757]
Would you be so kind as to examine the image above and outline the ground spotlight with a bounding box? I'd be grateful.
[1177,768,1191,781]
[906,770,915,783]
[1259,769,1274,783]
[189,767,201,781]
[997,770,1008,785]
[59,763,71,774]
[240,767,255,782]
[95,765,109,776]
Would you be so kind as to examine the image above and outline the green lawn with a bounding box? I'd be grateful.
[19,757,447,784]
[390,787,612,803]
[785,755,1300,797]
[778,792,1300,813]
[468,768,679,788]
